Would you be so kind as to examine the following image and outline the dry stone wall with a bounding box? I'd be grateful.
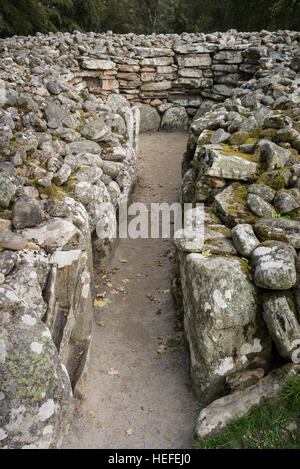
[172,31,300,436]
[0,28,299,448]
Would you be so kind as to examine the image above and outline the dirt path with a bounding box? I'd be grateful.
[63,132,198,449]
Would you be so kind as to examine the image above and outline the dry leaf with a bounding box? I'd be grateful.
[75,406,82,413]
[125,428,133,436]
[122,279,131,285]
[157,345,167,355]
[88,410,96,418]
[96,321,106,327]
[119,258,128,264]
[107,368,119,376]
[94,298,111,308]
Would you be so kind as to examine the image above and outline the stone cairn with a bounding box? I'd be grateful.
[0,28,299,448]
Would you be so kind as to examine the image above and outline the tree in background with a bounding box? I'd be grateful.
[0,0,299,38]
[0,0,49,37]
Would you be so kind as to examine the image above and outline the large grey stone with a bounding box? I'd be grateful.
[252,241,297,290]
[137,104,160,133]
[246,193,276,218]
[263,293,300,360]
[161,107,189,131]
[254,218,300,248]
[0,173,16,209]
[198,145,258,182]
[0,285,73,449]
[257,139,291,171]
[80,120,111,142]
[21,219,81,254]
[196,365,300,440]
[12,196,42,230]
[231,224,260,257]
[180,253,270,404]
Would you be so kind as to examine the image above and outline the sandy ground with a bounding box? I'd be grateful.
[62,132,198,449]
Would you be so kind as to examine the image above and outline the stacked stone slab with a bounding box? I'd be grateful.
[174,35,300,436]
[0,34,139,448]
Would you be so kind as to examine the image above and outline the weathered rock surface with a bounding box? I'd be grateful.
[231,223,260,257]
[263,293,300,360]
[0,286,73,449]
[196,365,300,440]
[180,253,270,404]
[252,241,297,290]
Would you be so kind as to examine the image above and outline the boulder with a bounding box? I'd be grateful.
[0,285,73,449]
[196,365,300,440]
[257,139,291,171]
[231,223,260,257]
[198,145,258,182]
[215,183,257,227]
[161,107,189,131]
[21,219,82,254]
[254,218,300,248]
[12,196,42,230]
[0,173,16,209]
[246,193,276,218]
[180,253,270,404]
[263,293,300,360]
[137,104,161,133]
[252,241,297,290]
[79,120,111,142]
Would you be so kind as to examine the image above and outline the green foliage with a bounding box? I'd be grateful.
[0,0,299,37]
[195,375,300,450]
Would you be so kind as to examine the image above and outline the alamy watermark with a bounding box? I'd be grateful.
[96,199,205,243]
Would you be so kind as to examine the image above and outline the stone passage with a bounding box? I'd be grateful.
[0,28,300,448]
[63,133,197,449]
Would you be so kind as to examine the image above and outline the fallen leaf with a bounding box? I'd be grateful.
[201,250,211,257]
[96,321,106,327]
[107,282,113,288]
[111,289,119,295]
[75,406,82,413]
[163,289,170,294]
[107,368,119,376]
[122,279,131,285]
[88,410,96,418]
[157,345,167,355]
[119,258,128,264]
[94,298,111,308]
[125,428,133,436]
[97,422,103,429]
[146,292,153,299]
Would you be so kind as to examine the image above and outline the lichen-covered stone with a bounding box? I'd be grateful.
[231,223,260,257]
[257,139,291,171]
[246,193,276,218]
[12,196,42,230]
[180,253,270,404]
[161,106,189,131]
[262,293,300,360]
[254,218,300,248]
[198,144,258,182]
[0,286,73,449]
[0,173,16,209]
[196,365,300,440]
[252,241,297,290]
